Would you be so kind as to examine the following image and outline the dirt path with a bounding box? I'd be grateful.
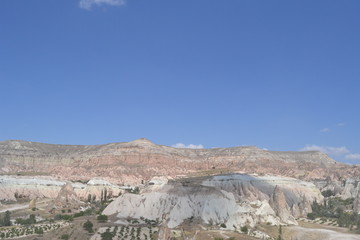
[0,203,28,213]
[0,199,51,213]
[288,226,360,240]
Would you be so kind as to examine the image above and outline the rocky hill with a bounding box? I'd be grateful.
[103,174,322,228]
[2,138,360,238]
[0,138,359,185]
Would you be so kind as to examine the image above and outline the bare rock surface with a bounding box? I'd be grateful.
[0,176,123,202]
[354,184,360,214]
[103,174,323,228]
[29,198,36,209]
[53,183,80,208]
[269,186,297,225]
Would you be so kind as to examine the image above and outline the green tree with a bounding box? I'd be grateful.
[97,215,108,222]
[277,225,283,240]
[101,229,114,240]
[29,214,36,224]
[321,190,335,198]
[307,212,316,220]
[83,220,94,233]
[4,211,11,226]
[35,227,44,234]
[240,225,248,233]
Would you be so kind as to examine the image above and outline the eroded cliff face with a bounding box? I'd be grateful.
[0,176,123,202]
[1,138,357,185]
[103,174,323,228]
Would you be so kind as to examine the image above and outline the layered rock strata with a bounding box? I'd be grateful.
[2,138,356,185]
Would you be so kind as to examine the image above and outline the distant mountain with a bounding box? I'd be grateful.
[0,138,358,185]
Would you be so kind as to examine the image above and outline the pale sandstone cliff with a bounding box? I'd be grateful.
[103,174,323,228]
[0,176,123,202]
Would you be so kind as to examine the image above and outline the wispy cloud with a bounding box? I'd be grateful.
[320,128,330,133]
[79,0,126,10]
[337,123,345,127]
[345,154,360,160]
[172,143,204,149]
[299,145,349,155]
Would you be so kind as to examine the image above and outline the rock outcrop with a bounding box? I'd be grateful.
[29,198,36,209]
[53,183,80,208]
[269,186,296,225]
[0,176,123,202]
[103,174,323,228]
[354,185,360,214]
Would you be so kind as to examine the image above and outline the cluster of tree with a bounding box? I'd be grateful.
[101,229,115,240]
[0,222,61,238]
[100,188,114,202]
[321,189,335,198]
[109,225,155,240]
[87,194,96,202]
[53,208,94,222]
[15,214,36,225]
[0,211,11,227]
[308,198,360,231]
[337,212,360,229]
[308,198,354,219]
[139,216,159,226]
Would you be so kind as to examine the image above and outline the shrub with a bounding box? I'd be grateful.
[240,225,248,233]
[321,190,335,198]
[15,214,36,225]
[307,213,316,220]
[34,228,44,234]
[101,230,114,240]
[83,220,94,233]
[61,215,74,221]
[97,215,108,222]
[60,234,70,240]
[73,211,85,218]
[220,223,226,228]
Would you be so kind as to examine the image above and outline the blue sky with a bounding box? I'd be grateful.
[0,0,359,163]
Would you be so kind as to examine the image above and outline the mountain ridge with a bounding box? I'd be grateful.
[0,138,356,185]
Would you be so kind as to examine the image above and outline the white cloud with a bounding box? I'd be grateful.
[337,123,345,127]
[345,154,360,160]
[299,145,349,155]
[172,143,204,149]
[79,0,126,10]
[320,128,330,132]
